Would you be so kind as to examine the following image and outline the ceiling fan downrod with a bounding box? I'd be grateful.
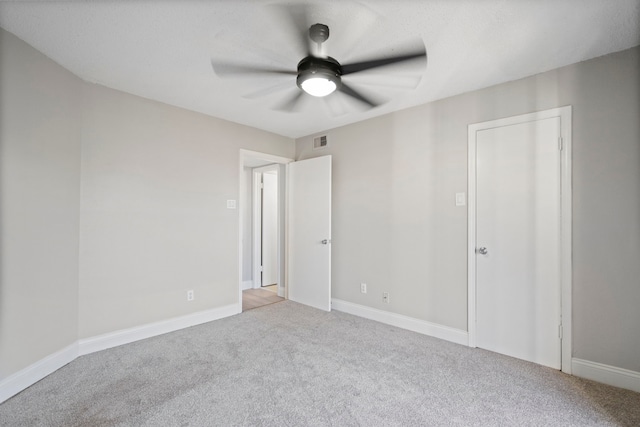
[296,23,341,97]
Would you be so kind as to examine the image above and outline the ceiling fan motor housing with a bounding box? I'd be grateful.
[296,56,343,94]
[309,23,330,44]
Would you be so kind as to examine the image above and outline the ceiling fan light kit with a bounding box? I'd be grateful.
[299,77,337,97]
[296,55,342,97]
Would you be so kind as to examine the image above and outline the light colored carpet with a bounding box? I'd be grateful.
[1,301,639,426]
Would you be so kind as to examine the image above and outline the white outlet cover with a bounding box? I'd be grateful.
[226,200,237,209]
[455,192,466,206]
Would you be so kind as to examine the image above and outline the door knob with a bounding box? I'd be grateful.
[477,247,488,255]
[321,239,331,245]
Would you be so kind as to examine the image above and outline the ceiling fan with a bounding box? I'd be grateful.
[211,11,427,112]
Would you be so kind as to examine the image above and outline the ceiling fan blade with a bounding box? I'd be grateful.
[268,3,312,57]
[243,80,294,100]
[275,90,305,112]
[341,47,427,75]
[210,60,296,78]
[347,73,423,90]
[338,82,380,108]
[322,93,350,118]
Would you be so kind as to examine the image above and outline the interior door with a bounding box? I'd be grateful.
[475,117,561,369]
[261,171,278,287]
[287,155,332,311]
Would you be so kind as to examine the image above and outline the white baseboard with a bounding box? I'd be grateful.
[572,358,640,393]
[242,280,253,290]
[0,343,78,404]
[331,299,468,346]
[0,304,239,404]
[79,304,239,356]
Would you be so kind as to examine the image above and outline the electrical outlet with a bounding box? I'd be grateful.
[383,292,389,303]
[360,283,367,294]
[187,290,194,301]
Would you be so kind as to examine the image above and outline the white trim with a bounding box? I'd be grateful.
[240,149,294,167]
[0,304,239,404]
[332,299,468,346]
[252,169,263,288]
[0,343,78,404]
[559,107,573,374]
[242,280,254,290]
[277,163,287,299]
[467,123,478,348]
[283,162,291,300]
[78,304,238,356]
[467,106,572,373]
[239,154,246,314]
[572,358,640,393]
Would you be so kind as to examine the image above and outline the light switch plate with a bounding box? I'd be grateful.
[455,192,466,206]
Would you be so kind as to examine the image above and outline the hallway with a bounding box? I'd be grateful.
[242,286,284,311]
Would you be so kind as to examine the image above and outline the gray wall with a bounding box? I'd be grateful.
[297,46,640,373]
[78,84,293,338]
[0,29,82,377]
[0,27,294,380]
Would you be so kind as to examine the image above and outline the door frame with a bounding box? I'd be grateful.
[467,106,572,373]
[238,149,293,312]
[252,165,279,290]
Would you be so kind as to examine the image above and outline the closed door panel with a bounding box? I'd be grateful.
[476,117,561,369]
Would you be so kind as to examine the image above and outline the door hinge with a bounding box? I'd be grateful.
[558,324,563,339]
[259,266,263,272]
[558,137,563,151]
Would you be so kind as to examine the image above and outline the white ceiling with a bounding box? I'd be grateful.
[1,0,639,139]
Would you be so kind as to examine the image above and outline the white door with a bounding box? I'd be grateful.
[475,117,561,369]
[287,155,332,311]
[261,172,278,286]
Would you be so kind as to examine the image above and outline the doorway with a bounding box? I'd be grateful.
[239,150,292,312]
[468,107,572,373]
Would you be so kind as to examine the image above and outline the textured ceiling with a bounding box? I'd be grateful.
[1,0,639,138]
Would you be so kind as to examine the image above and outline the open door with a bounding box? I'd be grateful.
[287,155,332,311]
[261,171,279,287]
[252,165,280,290]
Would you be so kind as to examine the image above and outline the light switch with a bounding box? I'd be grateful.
[455,192,466,207]
[227,200,237,209]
